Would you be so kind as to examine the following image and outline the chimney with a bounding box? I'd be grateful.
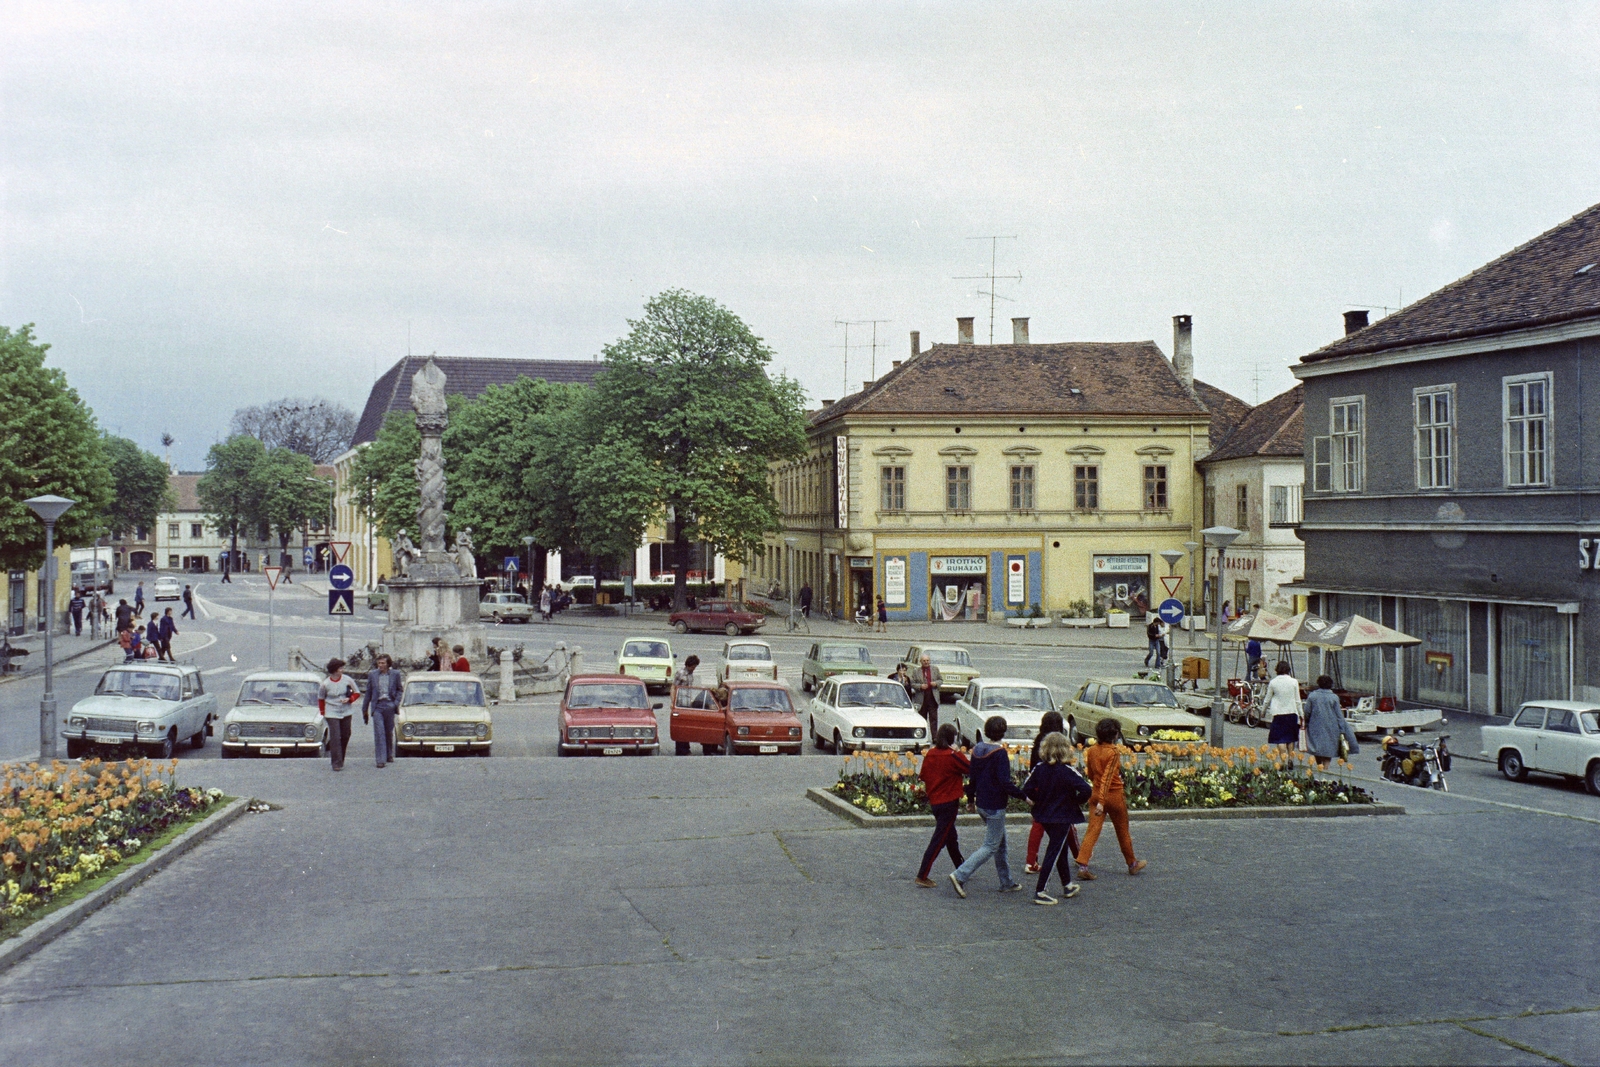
[820,399,835,407]
[1343,309,1369,335]
[891,360,902,369]
[864,382,873,391]
[1011,317,1030,344]
[1171,314,1194,390]
[957,317,975,344]
[909,330,920,357]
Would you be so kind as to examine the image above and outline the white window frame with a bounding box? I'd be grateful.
[1009,464,1035,511]
[1328,395,1365,493]
[1311,437,1332,492]
[945,465,971,511]
[880,466,905,511]
[1503,372,1552,488]
[1414,384,1455,490]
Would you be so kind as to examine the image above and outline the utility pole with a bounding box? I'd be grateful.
[955,236,1021,344]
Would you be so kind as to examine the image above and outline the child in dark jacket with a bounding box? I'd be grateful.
[1026,711,1072,873]
[1022,731,1093,905]
[914,724,969,886]
[948,716,1028,896]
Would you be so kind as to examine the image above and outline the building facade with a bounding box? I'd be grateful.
[1293,202,1600,712]
[757,317,1248,623]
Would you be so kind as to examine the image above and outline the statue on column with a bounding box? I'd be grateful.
[411,359,450,557]
[454,529,477,579]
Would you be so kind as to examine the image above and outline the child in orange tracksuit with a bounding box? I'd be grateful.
[1075,717,1148,879]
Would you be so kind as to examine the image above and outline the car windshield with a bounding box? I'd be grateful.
[727,645,771,661]
[567,683,647,709]
[403,680,485,707]
[95,670,181,701]
[822,646,872,663]
[497,594,527,605]
[729,688,792,712]
[922,649,973,667]
[1110,684,1179,708]
[982,687,1054,711]
[237,680,320,706]
[838,682,912,708]
[1582,711,1600,733]
[623,641,670,659]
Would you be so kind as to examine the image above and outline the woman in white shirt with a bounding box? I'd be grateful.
[1263,660,1302,749]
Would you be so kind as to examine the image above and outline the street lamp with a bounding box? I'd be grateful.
[1202,525,1241,748]
[26,494,74,760]
[1183,540,1200,648]
[521,536,535,591]
[784,535,799,628]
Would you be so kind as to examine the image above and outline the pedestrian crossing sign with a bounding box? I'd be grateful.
[328,590,354,615]
[264,566,283,590]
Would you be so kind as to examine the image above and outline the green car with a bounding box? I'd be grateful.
[367,582,389,611]
[800,641,876,692]
[1063,676,1208,748]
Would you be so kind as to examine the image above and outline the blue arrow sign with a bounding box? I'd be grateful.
[328,589,354,616]
[328,563,354,590]
[1158,598,1185,625]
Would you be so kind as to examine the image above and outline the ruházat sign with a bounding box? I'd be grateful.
[930,556,986,575]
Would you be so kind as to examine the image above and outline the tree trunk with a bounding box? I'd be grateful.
[672,523,690,613]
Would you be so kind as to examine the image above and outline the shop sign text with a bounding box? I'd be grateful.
[1092,554,1148,574]
[884,556,907,605]
[930,556,987,576]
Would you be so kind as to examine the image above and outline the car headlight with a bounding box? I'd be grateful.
[737,726,749,736]
[69,716,86,727]
[915,727,927,738]
[401,724,414,739]
[569,727,585,739]
[853,727,866,738]
[225,723,240,740]
[137,721,156,734]
[1137,725,1152,737]
[304,723,318,740]
[475,724,489,739]
[1194,726,1205,738]
[789,727,802,738]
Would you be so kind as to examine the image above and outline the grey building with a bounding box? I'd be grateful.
[1293,202,1600,713]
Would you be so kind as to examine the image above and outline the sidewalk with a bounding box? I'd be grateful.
[0,631,118,685]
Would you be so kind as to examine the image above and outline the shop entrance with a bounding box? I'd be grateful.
[1092,555,1150,617]
[849,557,874,620]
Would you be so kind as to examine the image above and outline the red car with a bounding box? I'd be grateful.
[669,599,766,636]
[670,680,803,756]
[558,674,661,756]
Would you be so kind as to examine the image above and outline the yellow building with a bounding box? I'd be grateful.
[4,545,73,637]
[756,317,1248,623]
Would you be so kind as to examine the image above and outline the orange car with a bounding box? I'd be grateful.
[670,680,803,756]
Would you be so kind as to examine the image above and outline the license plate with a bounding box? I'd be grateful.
[759,745,779,753]
[602,746,624,756]
[881,744,903,752]
[434,744,455,753]
[259,746,281,755]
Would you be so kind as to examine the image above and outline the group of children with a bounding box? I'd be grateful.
[118,608,180,663]
[915,712,1145,906]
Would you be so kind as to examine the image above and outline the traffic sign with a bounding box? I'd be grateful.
[1158,598,1185,625]
[504,556,519,573]
[330,541,352,564]
[328,563,355,590]
[264,566,283,590]
[1160,575,1184,597]
[328,590,354,615]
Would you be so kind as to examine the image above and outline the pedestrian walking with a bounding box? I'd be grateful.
[948,716,1026,897]
[319,658,361,771]
[119,627,136,662]
[1303,674,1360,768]
[908,653,943,737]
[181,584,195,619]
[875,596,888,633]
[674,654,700,688]
[1221,600,1233,622]
[133,581,145,615]
[1022,732,1092,905]
[158,608,178,662]
[539,586,552,621]
[1264,660,1302,750]
[114,599,133,633]
[1025,711,1080,874]
[914,723,968,887]
[1156,618,1170,668]
[1245,637,1263,677]
[363,653,402,768]
[1076,718,1147,880]
[144,613,161,660]
[450,644,470,672]
[798,582,812,619]
[1144,617,1163,668]
[68,590,85,636]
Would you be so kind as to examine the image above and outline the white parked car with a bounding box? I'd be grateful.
[152,576,182,601]
[952,677,1059,748]
[807,674,928,754]
[1480,700,1600,794]
[718,639,777,683]
[220,671,328,758]
[616,637,675,694]
[398,672,493,756]
[64,663,217,759]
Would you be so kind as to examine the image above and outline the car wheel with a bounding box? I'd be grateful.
[1500,750,1529,782]
[220,746,238,759]
[675,741,691,756]
[701,743,720,755]
[476,747,491,758]
[725,732,737,756]
[190,728,206,750]
[150,731,175,760]
[674,621,689,634]
[833,729,848,754]
[725,623,740,637]
[1586,761,1600,796]
[801,675,813,693]
[65,738,85,759]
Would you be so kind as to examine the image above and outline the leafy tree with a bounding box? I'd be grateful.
[349,410,423,541]
[572,290,808,608]
[0,325,114,572]
[230,397,358,462]
[252,447,328,564]
[101,435,175,538]
[197,435,268,573]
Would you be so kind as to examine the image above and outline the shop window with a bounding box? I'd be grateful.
[945,465,971,511]
[1235,483,1249,527]
[1498,604,1567,709]
[1143,465,1168,510]
[1074,466,1099,510]
[1269,485,1301,526]
[1414,385,1454,489]
[1329,397,1364,492]
[1402,598,1468,709]
[168,522,180,539]
[190,523,204,539]
[1233,580,1252,613]
[167,554,180,568]
[1009,465,1034,510]
[880,466,905,511]
[1504,373,1550,487]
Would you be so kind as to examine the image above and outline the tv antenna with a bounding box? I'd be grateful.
[834,319,892,393]
[1249,363,1265,405]
[955,235,1021,343]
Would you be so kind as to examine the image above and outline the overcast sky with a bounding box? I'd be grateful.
[5,2,1599,468]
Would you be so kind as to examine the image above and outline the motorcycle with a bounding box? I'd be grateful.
[1378,727,1452,791]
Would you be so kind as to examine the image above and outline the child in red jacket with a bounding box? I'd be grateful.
[914,723,970,887]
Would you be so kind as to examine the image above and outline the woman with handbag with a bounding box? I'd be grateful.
[1303,674,1360,768]
[1263,660,1302,750]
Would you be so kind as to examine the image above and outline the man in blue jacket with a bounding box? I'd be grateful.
[157,608,179,662]
[948,716,1027,897]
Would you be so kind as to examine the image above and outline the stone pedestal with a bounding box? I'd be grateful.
[382,553,488,668]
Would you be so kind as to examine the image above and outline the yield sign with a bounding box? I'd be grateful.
[330,541,353,564]
[264,566,283,590]
[1160,575,1184,597]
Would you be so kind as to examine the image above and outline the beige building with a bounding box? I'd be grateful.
[756,316,1249,622]
[5,546,72,637]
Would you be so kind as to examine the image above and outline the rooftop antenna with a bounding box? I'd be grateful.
[1249,363,1265,405]
[955,236,1021,343]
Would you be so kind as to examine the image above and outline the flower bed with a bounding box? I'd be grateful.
[828,743,1373,817]
[1,759,226,935]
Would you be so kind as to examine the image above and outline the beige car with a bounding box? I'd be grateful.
[896,644,979,701]
[397,672,493,756]
[718,639,778,683]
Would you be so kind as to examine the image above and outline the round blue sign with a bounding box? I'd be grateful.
[328,563,355,590]
[1157,598,1185,624]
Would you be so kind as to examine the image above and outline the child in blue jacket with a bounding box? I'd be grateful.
[1022,732,1093,905]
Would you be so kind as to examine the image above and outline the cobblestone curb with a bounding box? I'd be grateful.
[0,796,249,974]
[0,637,118,686]
[805,787,1405,827]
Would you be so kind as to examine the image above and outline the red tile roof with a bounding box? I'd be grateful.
[1199,384,1303,464]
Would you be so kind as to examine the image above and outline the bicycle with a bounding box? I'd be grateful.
[785,613,810,634]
